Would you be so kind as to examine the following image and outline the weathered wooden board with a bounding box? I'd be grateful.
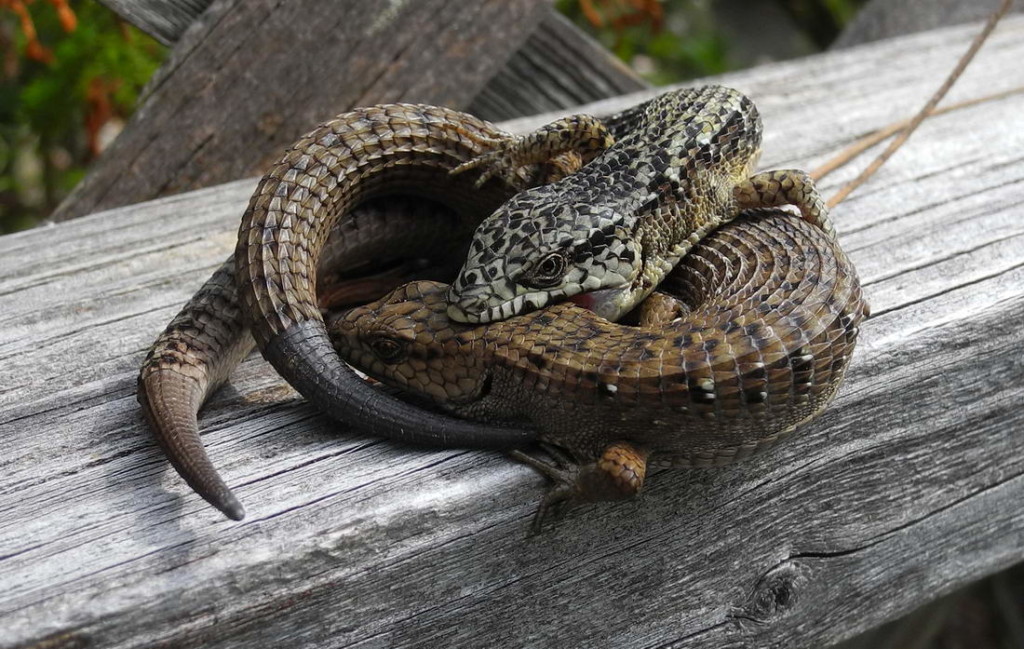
[51,0,551,222]
[834,0,1024,48]
[96,0,213,45]
[465,11,646,121]
[58,1,644,224]
[96,0,646,123]
[2,16,1023,649]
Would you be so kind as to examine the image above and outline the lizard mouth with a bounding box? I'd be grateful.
[567,288,627,321]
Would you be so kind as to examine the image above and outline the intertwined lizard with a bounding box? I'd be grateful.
[446,86,834,324]
[330,209,867,525]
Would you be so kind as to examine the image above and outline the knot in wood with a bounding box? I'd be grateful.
[739,559,811,624]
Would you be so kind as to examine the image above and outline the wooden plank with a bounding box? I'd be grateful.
[834,0,1024,48]
[62,2,645,223]
[95,0,647,120]
[1,15,1023,649]
[96,0,213,45]
[50,0,550,223]
[465,11,646,121]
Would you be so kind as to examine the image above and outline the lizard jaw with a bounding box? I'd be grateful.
[567,288,629,321]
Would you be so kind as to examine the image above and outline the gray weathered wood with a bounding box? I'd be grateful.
[50,0,550,223]
[465,11,646,121]
[834,0,1024,48]
[2,16,1023,649]
[96,0,213,45]
[96,0,647,120]
[63,2,645,224]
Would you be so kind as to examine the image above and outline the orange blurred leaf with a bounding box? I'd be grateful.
[2,0,75,64]
[580,0,605,27]
[50,0,76,32]
[577,0,662,34]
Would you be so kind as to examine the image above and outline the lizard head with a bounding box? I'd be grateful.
[445,188,642,324]
[329,281,491,406]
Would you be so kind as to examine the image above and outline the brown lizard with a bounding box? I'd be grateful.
[329,209,868,525]
[139,198,480,519]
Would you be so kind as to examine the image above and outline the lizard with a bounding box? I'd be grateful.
[146,92,849,520]
[138,198,487,520]
[233,103,592,452]
[444,85,835,325]
[329,209,869,526]
[232,89,834,455]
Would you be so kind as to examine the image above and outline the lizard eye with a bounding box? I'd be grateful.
[524,251,568,288]
[368,336,406,364]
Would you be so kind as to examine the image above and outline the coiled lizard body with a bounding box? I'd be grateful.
[139,199,483,519]
[331,210,868,516]
[141,89,865,519]
[233,104,574,450]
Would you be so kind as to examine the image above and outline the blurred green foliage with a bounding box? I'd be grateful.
[556,0,730,84]
[556,0,866,84]
[0,1,165,233]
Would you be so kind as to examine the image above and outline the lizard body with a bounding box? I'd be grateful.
[234,104,567,449]
[144,92,862,519]
[139,199,477,519]
[447,86,832,324]
[331,210,867,513]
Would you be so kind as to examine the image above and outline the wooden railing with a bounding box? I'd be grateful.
[1,8,1022,649]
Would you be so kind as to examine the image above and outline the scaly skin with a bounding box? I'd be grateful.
[446,85,833,324]
[139,199,473,520]
[330,210,868,518]
[233,104,580,450]
[151,94,859,521]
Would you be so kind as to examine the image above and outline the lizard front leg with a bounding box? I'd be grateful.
[635,290,691,328]
[451,114,615,189]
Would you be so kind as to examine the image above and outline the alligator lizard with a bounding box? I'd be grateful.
[234,104,586,447]
[233,89,833,449]
[148,92,855,519]
[139,199,479,519]
[446,86,834,324]
[330,210,868,522]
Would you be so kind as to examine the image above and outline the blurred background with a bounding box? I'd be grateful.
[0,0,866,233]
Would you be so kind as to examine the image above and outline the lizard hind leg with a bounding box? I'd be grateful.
[510,441,649,534]
[734,169,837,237]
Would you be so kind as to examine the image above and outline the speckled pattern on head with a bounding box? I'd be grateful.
[446,85,829,324]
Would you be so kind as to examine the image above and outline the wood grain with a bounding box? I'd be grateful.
[97,0,213,45]
[834,0,1024,48]
[2,16,1023,649]
[51,0,550,222]
[59,2,644,223]
[465,11,646,121]
[96,0,646,121]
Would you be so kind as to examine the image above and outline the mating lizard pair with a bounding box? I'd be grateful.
[140,86,866,522]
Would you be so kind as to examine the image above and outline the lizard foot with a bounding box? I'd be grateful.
[451,114,614,190]
[510,441,649,534]
[734,169,837,238]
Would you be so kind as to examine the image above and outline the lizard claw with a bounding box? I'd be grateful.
[510,441,650,535]
[509,444,584,535]
[451,146,523,189]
